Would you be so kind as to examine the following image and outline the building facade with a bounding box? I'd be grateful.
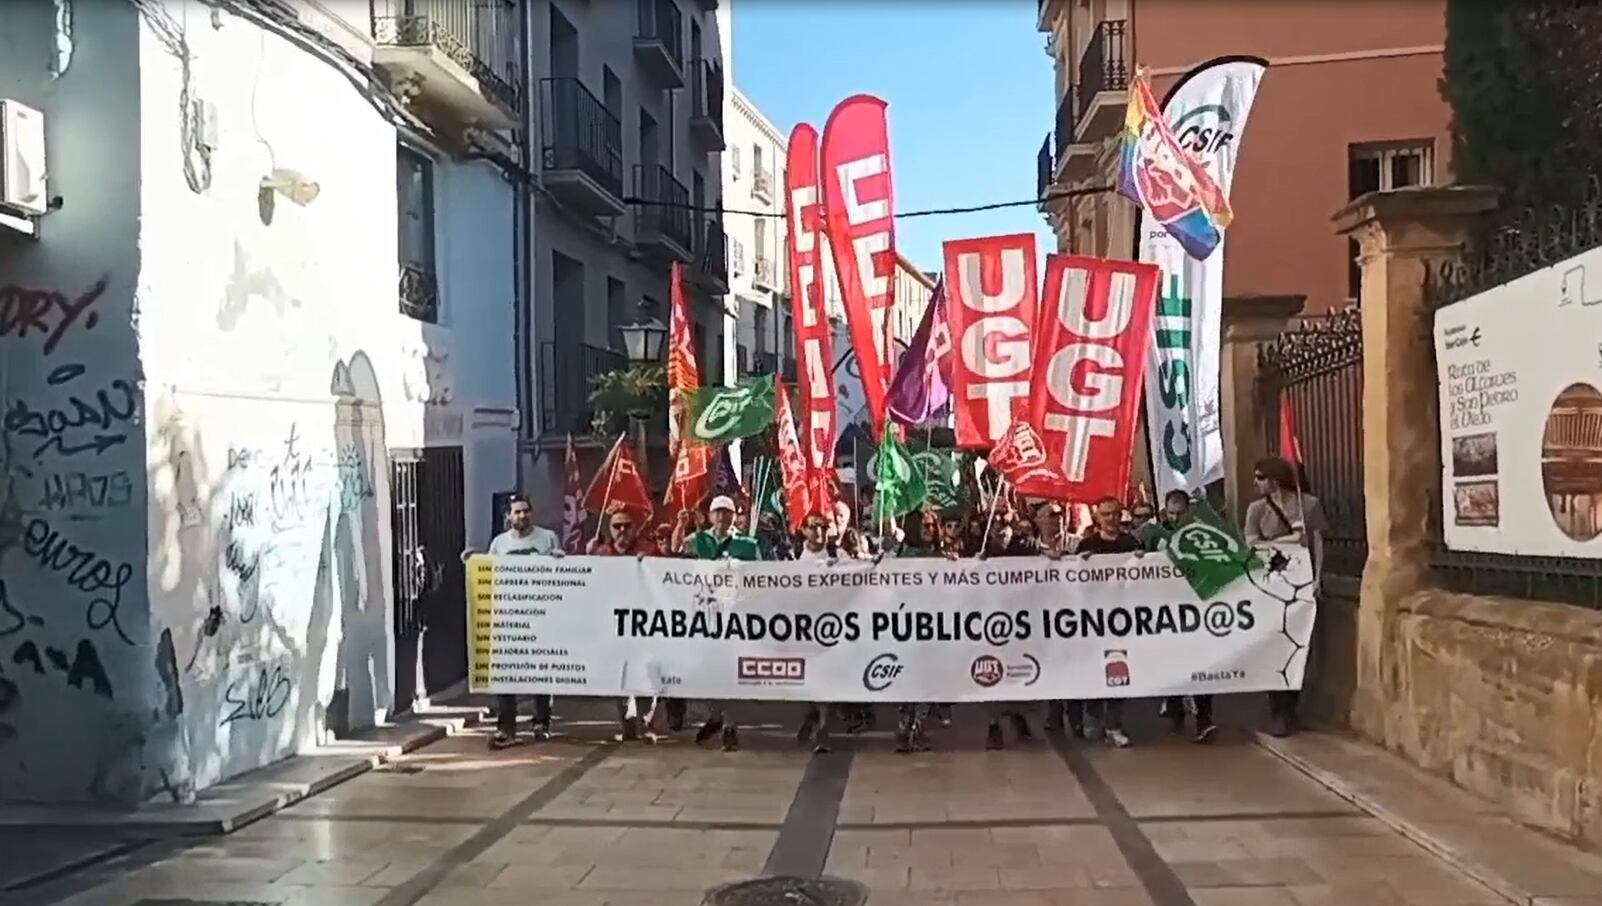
[1036,0,1452,314]
[527,0,730,503]
[0,0,522,805]
[723,87,792,383]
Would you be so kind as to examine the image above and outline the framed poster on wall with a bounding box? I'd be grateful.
[1433,245,1602,557]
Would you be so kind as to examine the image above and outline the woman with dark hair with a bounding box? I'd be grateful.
[1243,455,1327,737]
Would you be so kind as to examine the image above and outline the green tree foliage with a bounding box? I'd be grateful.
[1441,0,1602,207]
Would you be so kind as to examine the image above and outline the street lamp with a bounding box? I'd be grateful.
[618,314,669,363]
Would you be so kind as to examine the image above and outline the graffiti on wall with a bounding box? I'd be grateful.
[0,271,148,806]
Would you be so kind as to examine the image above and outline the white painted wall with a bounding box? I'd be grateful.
[0,0,518,804]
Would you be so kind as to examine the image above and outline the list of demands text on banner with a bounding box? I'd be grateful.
[464,549,1316,702]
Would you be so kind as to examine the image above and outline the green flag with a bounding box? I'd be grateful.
[753,456,785,520]
[1164,495,1260,599]
[872,429,926,523]
[687,374,776,443]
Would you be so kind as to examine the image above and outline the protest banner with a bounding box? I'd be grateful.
[465,545,1315,702]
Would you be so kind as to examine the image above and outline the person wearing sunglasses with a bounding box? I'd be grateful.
[1244,456,1326,737]
[587,504,663,742]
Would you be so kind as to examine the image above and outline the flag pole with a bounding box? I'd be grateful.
[592,434,625,544]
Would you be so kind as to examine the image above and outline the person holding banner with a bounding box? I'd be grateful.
[1244,456,1327,738]
[679,495,763,751]
[1070,497,1145,749]
[794,512,843,753]
[469,493,562,751]
[978,516,1039,751]
[588,504,664,744]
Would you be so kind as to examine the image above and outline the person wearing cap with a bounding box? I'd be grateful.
[678,494,762,751]
[681,496,763,561]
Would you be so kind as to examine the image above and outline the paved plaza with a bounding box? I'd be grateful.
[5,702,1597,906]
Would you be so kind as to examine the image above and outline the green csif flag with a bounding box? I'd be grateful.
[1164,494,1260,599]
[687,374,776,443]
[872,429,927,523]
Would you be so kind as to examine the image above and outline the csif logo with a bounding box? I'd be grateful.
[862,653,903,692]
[1171,104,1236,162]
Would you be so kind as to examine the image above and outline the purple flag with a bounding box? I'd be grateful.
[886,279,953,426]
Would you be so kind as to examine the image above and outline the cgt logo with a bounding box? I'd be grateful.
[1104,649,1131,688]
[738,657,806,684]
[862,653,904,692]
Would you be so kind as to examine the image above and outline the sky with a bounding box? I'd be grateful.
[731,0,1055,275]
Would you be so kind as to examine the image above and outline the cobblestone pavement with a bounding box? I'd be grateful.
[11,702,1517,906]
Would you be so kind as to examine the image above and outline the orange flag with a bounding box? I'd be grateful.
[774,378,815,530]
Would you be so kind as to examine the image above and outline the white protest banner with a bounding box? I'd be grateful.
[1434,243,1602,557]
[465,546,1315,701]
[1141,56,1267,498]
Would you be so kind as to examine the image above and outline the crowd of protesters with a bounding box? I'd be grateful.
[470,455,1324,755]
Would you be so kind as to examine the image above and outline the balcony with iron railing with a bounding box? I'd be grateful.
[693,215,730,293]
[1037,135,1054,207]
[751,165,775,203]
[540,78,626,216]
[634,0,686,89]
[753,253,778,291]
[633,164,695,262]
[688,58,726,151]
[752,351,779,375]
[371,0,519,128]
[1075,20,1129,141]
[540,341,627,435]
[730,237,747,276]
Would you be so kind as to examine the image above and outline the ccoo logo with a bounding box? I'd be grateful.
[862,653,903,692]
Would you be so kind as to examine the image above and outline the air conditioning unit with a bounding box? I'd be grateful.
[0,100,48,216]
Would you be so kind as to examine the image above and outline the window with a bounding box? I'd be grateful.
[731,144,741,180]
[606,277,627,342]
[754,217,767,261]
[754,307,769,355]
[752,143,763,173]
[397,145,438,322]
[603,66,621,115]
[550,6,577,79]
[1348,141,1434,299]
[639,109,659,174]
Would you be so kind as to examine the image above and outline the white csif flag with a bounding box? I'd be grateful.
[1141,56,1267,497]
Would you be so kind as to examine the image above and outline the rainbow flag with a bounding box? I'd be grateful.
[1118,69,1234,261]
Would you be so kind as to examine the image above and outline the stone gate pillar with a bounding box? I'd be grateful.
[1219,293,1306,524]
[1332,186,1500,741]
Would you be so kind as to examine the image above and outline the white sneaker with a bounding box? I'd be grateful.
[1105,728,1131,748]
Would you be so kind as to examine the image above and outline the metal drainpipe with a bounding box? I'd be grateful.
[513,0,537,490]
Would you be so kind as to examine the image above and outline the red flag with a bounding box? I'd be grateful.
[1029,254,1160,502]
[774,378,815,530]
[663,261,712,511]
[560,433,586,553]
[821,95,897,436]
[988,419,1074,500]
[1278,390,1304,472]
[785,123,839,478]
[584,434,653,522]
[944,233,1040,448]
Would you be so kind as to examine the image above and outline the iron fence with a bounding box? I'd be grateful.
[1422,175,1602,609]
[1076,20,1129,123]
[1258,307,1366,578]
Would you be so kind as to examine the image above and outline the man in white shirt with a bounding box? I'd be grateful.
[470,493,562,749]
